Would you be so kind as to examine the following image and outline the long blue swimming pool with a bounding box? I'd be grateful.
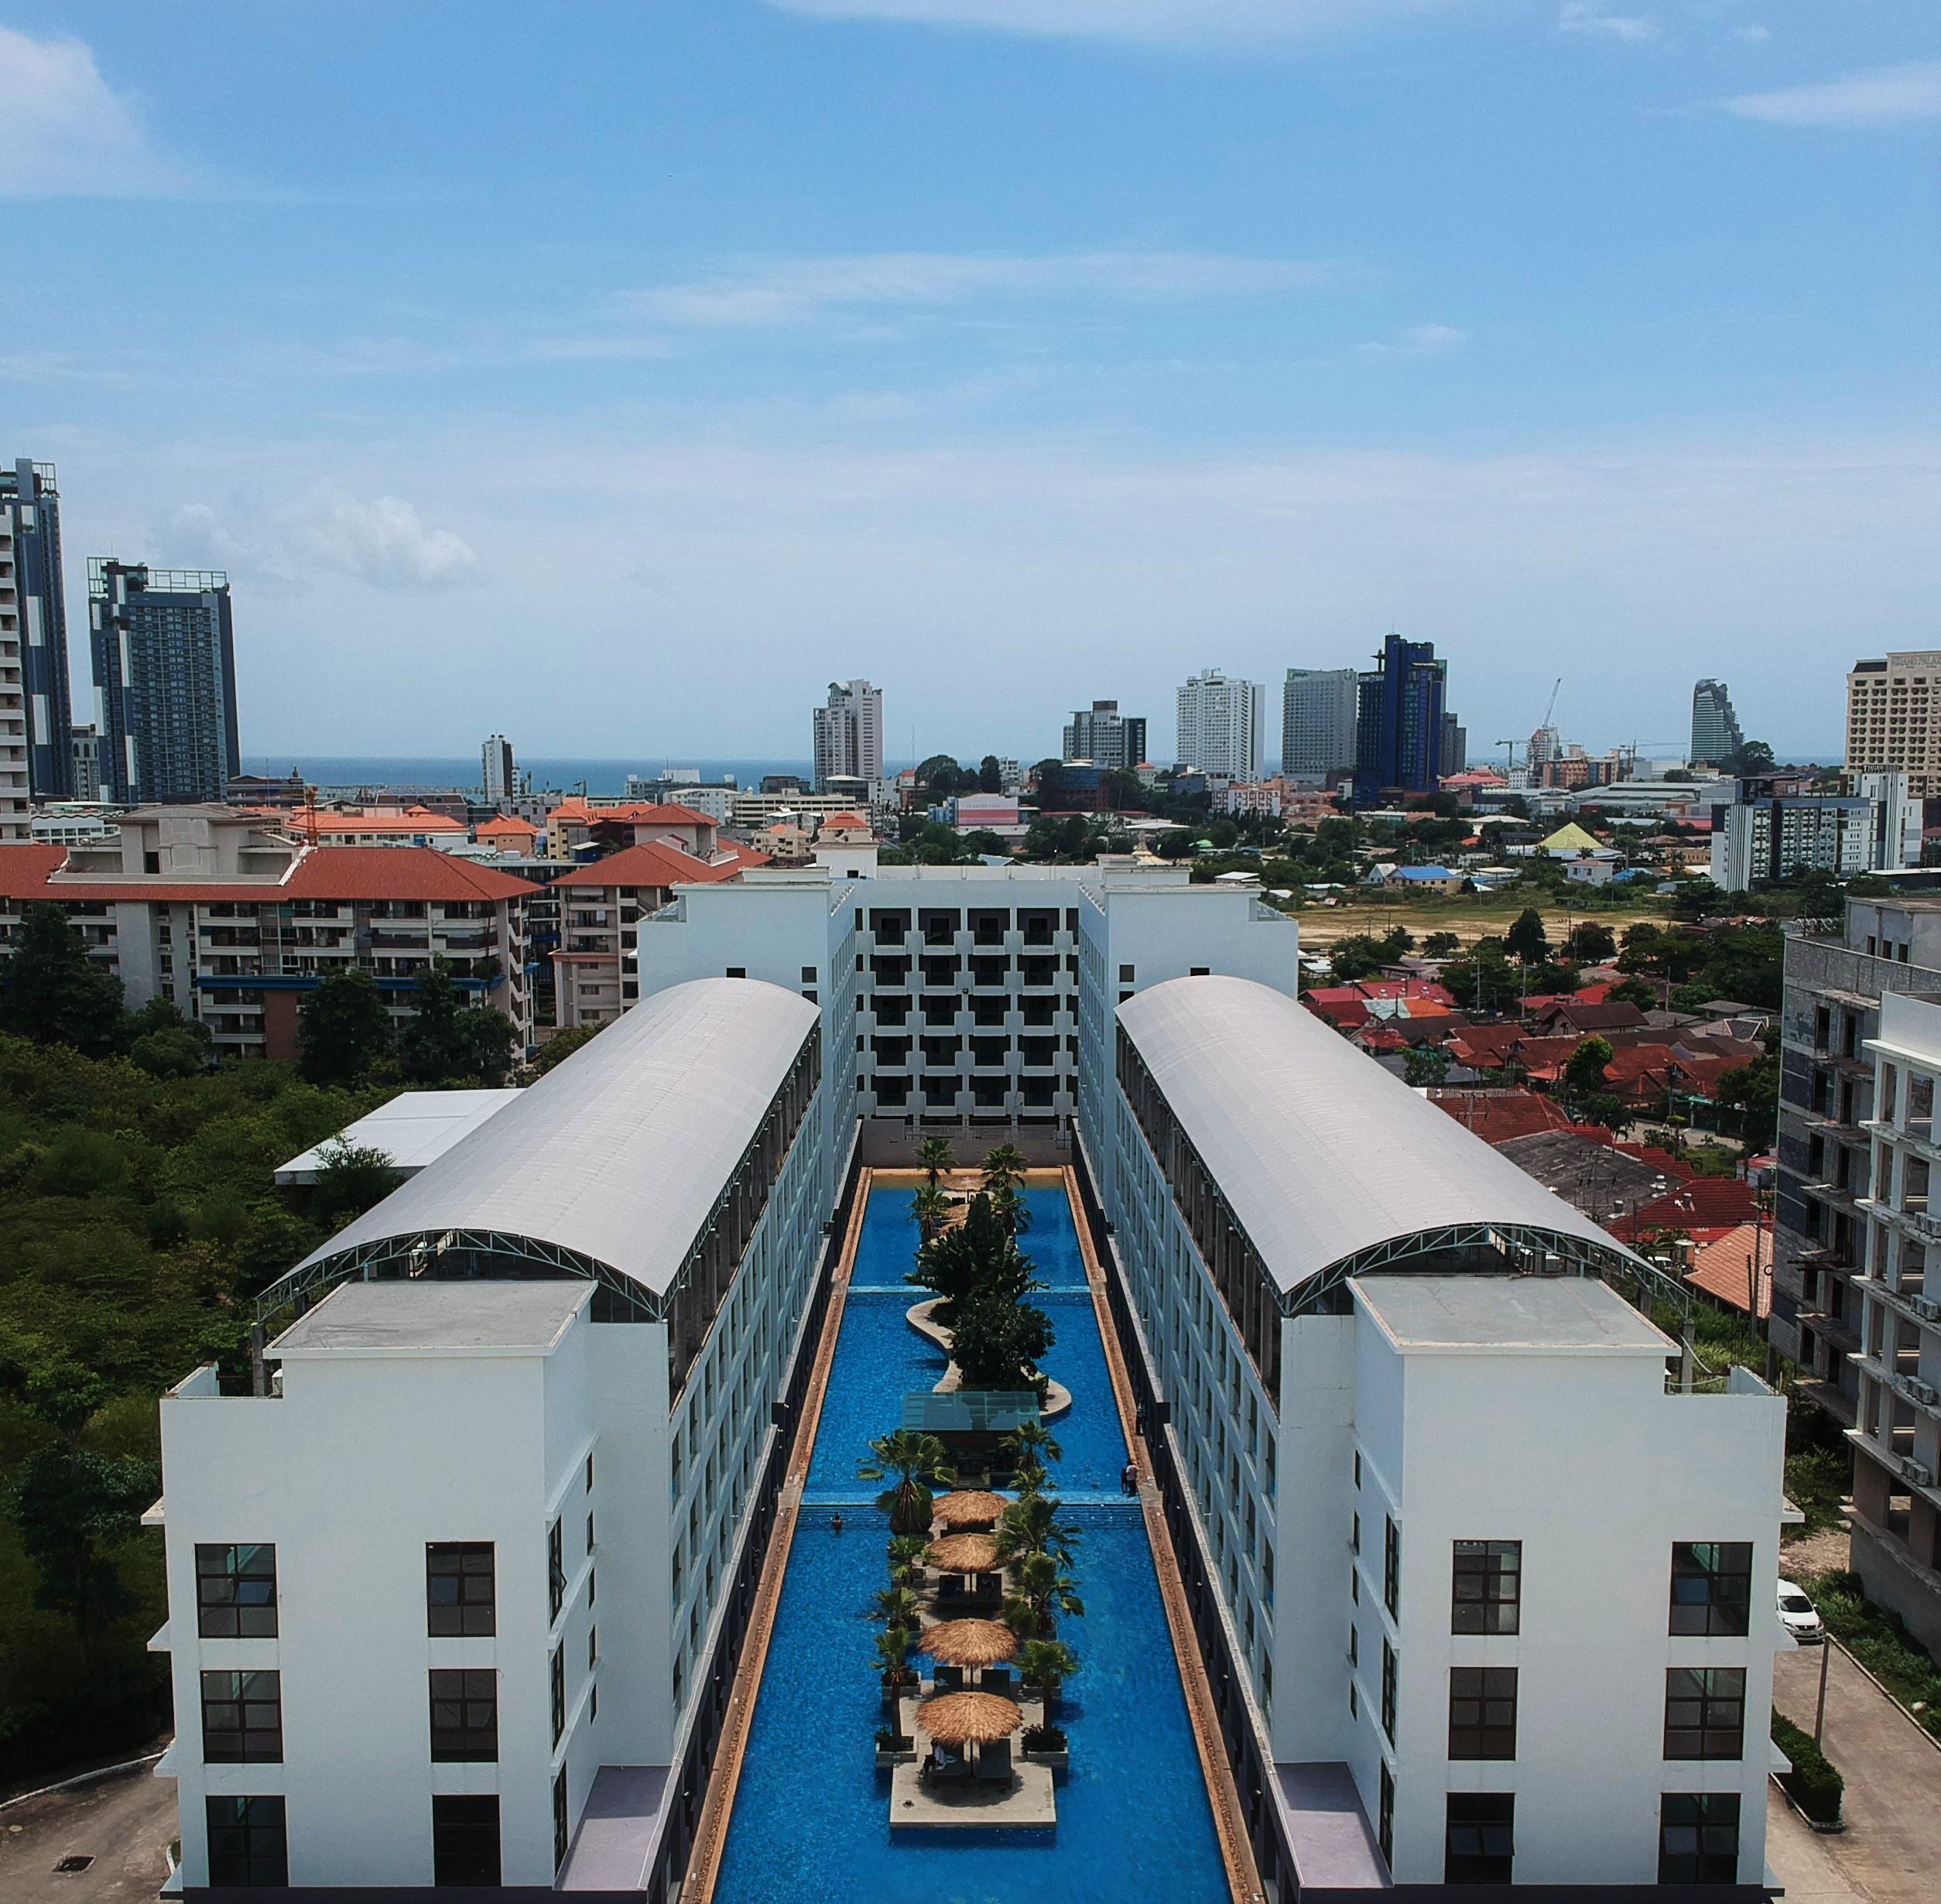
[713,1180,1228,1904]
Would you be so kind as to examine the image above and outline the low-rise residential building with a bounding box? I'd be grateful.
[544,800,721,861]
[1843,988,1941,1655]
[1094,977,1786,1893]
[154,979,829,1894]
[0,806,537,1056]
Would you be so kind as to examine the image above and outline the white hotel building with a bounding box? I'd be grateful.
[151,863,1790,1899]
[1097,978,1789,1895]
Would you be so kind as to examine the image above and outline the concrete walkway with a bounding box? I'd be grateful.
[0,1762,175,1904]
[1773,1643,1941,1902]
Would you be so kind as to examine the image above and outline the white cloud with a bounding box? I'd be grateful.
[1732,24,1769,45]
[161,491,481,593]
[1557,5,1659,45]
[1357,322,1467,358]
[628,251,1341,327]
[1724,61,1941,128]
[762,0,1441,45]
[0,26,184,197]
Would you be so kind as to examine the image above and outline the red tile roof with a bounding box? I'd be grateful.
[1610,1177,1759,1241]
[1429,1090,1578,1145]
[0,843,538,904]
[477,815,540,837]
[1686,1224,1771,1318]
[550,841,746,891]
[549,799,714,829]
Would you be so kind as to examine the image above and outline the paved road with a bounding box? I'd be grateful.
[0,1762,176,1904]
[1774,1642,1941,1902]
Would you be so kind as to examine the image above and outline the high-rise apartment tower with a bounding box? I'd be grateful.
[1176,667,1263,778]
[482,734,515,805]
[90,560,240,805]
[1354,634,1446,803]
[1689,680,1744,769]
[1061,700,1147,772]
[1847,652,1941,799]
[811,679,884,790]
[1,459,74,800]
[1279,668,1359,779]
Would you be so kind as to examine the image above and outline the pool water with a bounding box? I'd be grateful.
[713,1181,1228,1904]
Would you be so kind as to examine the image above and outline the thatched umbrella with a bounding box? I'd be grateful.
[927,1533,999,1574]
[919,1691,1022,1747]
[933,1491,1007,1531]
[916,1619,1017,1668]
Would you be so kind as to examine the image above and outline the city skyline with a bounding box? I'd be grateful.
[2,4,1929,762]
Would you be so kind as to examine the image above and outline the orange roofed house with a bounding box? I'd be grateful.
[0,806,539,1060]
[549,837,769,1029]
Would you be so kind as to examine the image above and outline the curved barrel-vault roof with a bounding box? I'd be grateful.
[265,978,819,1320]
[1116,976,1648,1306]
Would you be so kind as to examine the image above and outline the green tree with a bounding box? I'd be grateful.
[1002,1550,1083,1638]
[858,1430,953,1536]
[1605,974,1659,1009]
[1402,1045,1450,1088]
[993,1492,1081,1570]
[916,1135,955,1187]
[1717,1050,1780,1149]
[1563,1036,1614,1101]
[1720,739,1777,776]
[1422,931,1461,957]
[1568,920,1618,964]
[1000,1420,1062,1495]
[1505,907,1550,963]
[978,754,1002,793]
[960,830,1008,858]
[981,1145,1027,1197]
[0,903,126,1056]
[909,1193,1039,1327]
[532,1023,600,1075]
[1014,1637,1081,1715]
[911,1183,950,1244]
[397,965,515,1087]
[309,1139,402,1229]
[129,1023,211,1080]
[949,1285,1055,1392]
[1442,946,1522,1016]
[296,967,395,1086]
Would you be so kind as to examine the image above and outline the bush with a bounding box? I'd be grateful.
[1022,1723,1067,1752]
[1784,1449,1847,1536]
[1771,1709,1843,1823]
[1802,1569,1941,1739]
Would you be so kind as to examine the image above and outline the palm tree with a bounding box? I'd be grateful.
[1002,1420,1062,1473]
[875,1624,918,1697]
[1015,1637,1080,1717]
[993,1492,1080,1570]
[981,1144,1028,1196]
[858,1430,954,1536]
[911,1182,950,1244]
[988,1181,1032,1237]
[872,1584,923,1632]
[1003,1550,1084,1638]
[916,1135,955,1187]
[886,1533,929,1590]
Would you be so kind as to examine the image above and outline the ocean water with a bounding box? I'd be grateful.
[241,756,820,796]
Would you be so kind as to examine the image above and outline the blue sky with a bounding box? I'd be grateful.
[3,1,1936,766]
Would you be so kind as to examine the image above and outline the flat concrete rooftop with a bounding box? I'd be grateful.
[273,1279,591,1358]
[1350,1273,1672,1355]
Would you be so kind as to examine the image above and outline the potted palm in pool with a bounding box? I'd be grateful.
[858,1429,953,1536]
[875,1625,919,1739]
[1016,1639,1080,1724]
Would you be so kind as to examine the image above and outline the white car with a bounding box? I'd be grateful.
[1778,1577,1825,1644]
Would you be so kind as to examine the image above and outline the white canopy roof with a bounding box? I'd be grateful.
[283,978,819,1302]
[1116,976,1640,1299]
[273,1089,519,1184]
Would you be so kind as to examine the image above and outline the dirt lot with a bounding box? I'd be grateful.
[1292,893,1662,952]
[0,1760,175,1904]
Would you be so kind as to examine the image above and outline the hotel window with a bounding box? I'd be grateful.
[1663,1668,1746,1760]
[548,1518,566,1621]
[553,1768,570,1872]
[1669,1542,1753,1636]
[200,1670,282,1763]
[1449,1666,1518,1760]
[1452,1539,1521,1635]
[587,1512,595,1556]
[1659,1793,1741,1883]
[205,1796,287,1888]
[1383,1517,1401,1618]
[430,1669,498,1762]
[1380,1639,1398,1743]
[1377,1763,1395,1869]
[433,1795,501,1889]
[552,1645,567,1745]
[426,1542,495,1636]
[196,1543,277,1638]
[1445,1793,1515,1884]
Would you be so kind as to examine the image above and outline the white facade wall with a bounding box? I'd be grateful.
[1281,668,1359,779]
[1347,1306,1783,1887]
[1176,669,1264,779]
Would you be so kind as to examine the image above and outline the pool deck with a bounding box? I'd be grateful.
[1063,1171,1265,1904]
[679,1169,876,1904]
[888,1758,1056,1829]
